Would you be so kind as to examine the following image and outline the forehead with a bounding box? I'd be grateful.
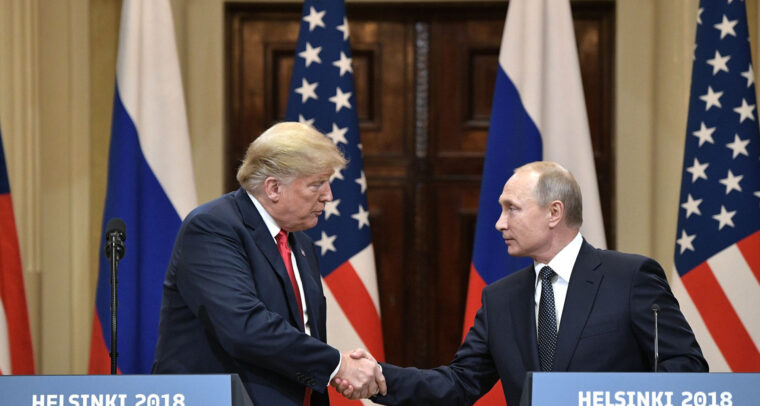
[499,170,538,203]
[293,169,332,183]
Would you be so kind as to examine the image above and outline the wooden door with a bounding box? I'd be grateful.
[226,1,614,368]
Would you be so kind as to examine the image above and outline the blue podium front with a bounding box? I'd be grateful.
[521,372,760,406]
[0,374,253,406]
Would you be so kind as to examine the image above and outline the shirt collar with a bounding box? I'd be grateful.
[534,232,583,287]
[247,191,282,239]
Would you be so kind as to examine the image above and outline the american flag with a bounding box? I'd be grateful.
[673,0,760,372]
[285,1,384,404]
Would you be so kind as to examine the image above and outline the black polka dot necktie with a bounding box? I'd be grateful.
[538,266,558,372]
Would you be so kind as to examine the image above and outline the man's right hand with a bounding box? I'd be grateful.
[331,349,386,400]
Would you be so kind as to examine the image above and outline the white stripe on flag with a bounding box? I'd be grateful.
[0,300,10,373]
[670,268,730,372]
[707,245,760,351]
[116,0,197,219]
[322,281,376,406]
[348,244,381,314]
[500,0,606,248]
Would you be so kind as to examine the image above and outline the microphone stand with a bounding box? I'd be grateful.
[651,304,660,372]
[108,233,120,375]
[104,219,125,375]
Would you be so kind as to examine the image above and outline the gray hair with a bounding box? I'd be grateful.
[516,161,583,227]
[236,122,347,193]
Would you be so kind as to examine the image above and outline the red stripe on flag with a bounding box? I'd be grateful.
[0,194,35,374]
[324,261,384,361]
[462,263,487,341]
[682,262,760,371]
[464,264,507,406]
[89,310,119,374]
[737,230,760,284]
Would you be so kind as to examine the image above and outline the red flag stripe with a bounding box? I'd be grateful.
[0,194,35,374]
[323,262,384,360]
[737,230,760,284]
[682,262,760,371]
[706,243,760,347]
[462,264,487,341]
[464,264,506,406]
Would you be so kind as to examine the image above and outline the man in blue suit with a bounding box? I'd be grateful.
[152,122,386,405]
[338,161,707,405]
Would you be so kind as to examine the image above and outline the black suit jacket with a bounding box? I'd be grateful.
[152,188,339,406]
[375,240,708,406]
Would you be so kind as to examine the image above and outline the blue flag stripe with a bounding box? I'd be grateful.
[472,66,540,283]
[0,127,9,195]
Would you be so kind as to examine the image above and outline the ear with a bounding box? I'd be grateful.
[547,200,564,228]
[263,177,282,202]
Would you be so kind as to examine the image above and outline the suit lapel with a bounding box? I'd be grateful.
[291,233,323,339]
[510,267,541,371]
[552,240,603,371]
[234,189,304,329]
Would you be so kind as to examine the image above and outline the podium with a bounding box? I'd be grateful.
[0,374,253,406]
[520,372,760,406]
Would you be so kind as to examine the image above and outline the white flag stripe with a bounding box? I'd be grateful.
[670,268,731,372]
[322,281,375,406]
[349,244,381,314]
[500,0,606,249]
[707,245,760,351]
[116,0,197,219]
[323,279,368,352]
[0,301,10,373]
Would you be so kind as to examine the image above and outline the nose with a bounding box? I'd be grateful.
[320,183,333,202]
[494,211,507,231]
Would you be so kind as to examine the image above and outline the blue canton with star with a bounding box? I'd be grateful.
[285,0,373,276]
[675,0,760,275]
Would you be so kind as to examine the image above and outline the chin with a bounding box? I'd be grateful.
[306,219,319,229]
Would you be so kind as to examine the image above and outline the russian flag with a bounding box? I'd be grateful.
[462,0,606,403]
[0,127,35,375]
[88,0,197,374]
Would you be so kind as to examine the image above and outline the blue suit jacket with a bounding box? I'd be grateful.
[152,188,339,406]
[374,240,708,406]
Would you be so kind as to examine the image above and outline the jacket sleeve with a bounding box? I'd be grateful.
[373,291,499,405]
[629,257,709,372]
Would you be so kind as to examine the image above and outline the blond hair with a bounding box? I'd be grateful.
[236,122,347,192]
[516,161,583,227]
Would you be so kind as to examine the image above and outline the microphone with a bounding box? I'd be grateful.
[104,218,126,261]
[104,217,126,375]
[651,303,660,372]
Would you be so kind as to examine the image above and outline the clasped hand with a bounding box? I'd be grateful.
[331,349,386,400]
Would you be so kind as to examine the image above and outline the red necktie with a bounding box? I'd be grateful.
[275,230,311,406]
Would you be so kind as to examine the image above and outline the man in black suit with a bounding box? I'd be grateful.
[152,122,386,405]
[337,161,707,405]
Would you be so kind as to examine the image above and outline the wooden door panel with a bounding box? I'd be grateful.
[365,184,409,364]
[431,181,481,364]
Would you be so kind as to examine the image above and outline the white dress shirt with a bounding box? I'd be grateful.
[533,232,584,332]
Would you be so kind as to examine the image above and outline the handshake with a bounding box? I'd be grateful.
[331,349,387,400]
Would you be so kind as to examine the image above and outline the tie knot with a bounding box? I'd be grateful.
[539,266,556,282]
[276,229,288,245]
